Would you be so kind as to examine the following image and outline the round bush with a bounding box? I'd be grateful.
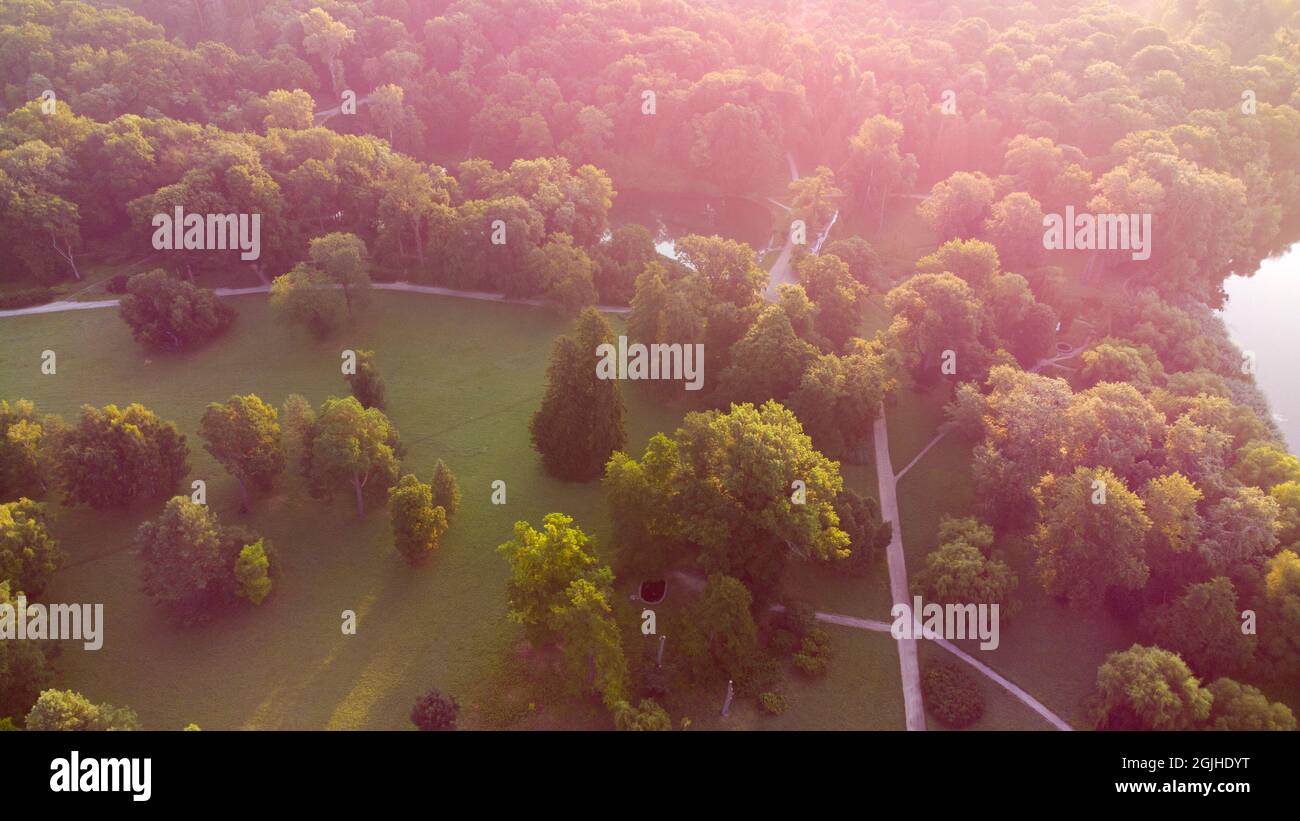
[410,687,459,730]
[758,691,787,716]
[922,662,985,728]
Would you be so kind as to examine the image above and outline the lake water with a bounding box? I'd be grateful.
[608,190,776,259]
[1221,243,1300,453]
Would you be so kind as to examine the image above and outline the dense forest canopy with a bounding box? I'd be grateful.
[3,0,1298,304]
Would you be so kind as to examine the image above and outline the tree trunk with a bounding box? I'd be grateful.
[353,474,365,517]
[237,476,251,514]
[412,217,424,267]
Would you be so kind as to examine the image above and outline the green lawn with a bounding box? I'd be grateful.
[1,290,908,729]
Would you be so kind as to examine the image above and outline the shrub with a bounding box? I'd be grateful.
[922,662,985,728]
[0,287,55,310]
[410,687,459,730]
[106,275,129,294]
[792,628,832,677]
[614,698,671,730]
[776,600,817,638]
[758,691,787,716]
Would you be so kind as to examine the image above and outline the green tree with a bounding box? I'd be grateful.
[718,304,818,405]
[497,513,611,641]
[1090,645,1212,730]
[1257,549,1300,676]
[25,689,140,731]
[308,232,372,318]
[824,238,884,290]
[0,399,62,501]
[1198,487,1279,577]
[56,403,189,510]
[0,499,62,597]
[527,233,598,314]
[344,349,387,410]
[118,269,235,352]
[300,396,403,517]
[829,489,892,576]
[0,580,51,724]
[677,574,760,684]
[1079,338,1165,392]
[389,474,448,565]
[551,575,630,708]
[430,459,461,520]
[788,165,842,231]
[914,238,1001,293]
[137,496,251,624]
[796,254,867,352]
[982,192,1045,270]
[845,114,918,230]
[885,273,987,383]
[787,346,894,459]
[1142,577,1255,677]
[1032,467,1151,606]
[270,262,346,339]
[199,394,285,512]
[1232,440,1300,490]
[1204,678,1296,731]
[234,539,273,605]
[530,308,627,481]
[674,235,767,308]
[1271,480,1300,547]
[917,171,995,240]
[915,526,1018,614]
[606,401,849,598]
[1140,473,1204,581]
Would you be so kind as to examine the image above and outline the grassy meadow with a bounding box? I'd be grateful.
[0,289,922,730]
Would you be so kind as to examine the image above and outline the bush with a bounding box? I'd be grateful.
[776,600,817,638]
[410,687,459,730]
[792,628,832,677]
[614,698,671,730]
[758,691,787,716]
[922,662,985,728]
[106,275,129,294]
[0,287,55,310]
